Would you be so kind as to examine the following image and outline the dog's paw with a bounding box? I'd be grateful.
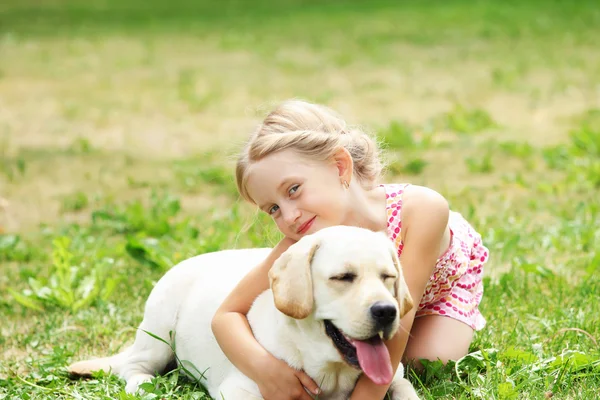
[389,378,421,400]
[125,373,155,394]
[67,359,105,377]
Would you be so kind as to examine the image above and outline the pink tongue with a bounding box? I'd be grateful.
[351,337,393,385]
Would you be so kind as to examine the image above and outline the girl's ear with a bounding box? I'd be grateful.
[332,147,353,182]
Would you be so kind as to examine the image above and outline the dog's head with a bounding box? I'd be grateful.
[268,225,414,386]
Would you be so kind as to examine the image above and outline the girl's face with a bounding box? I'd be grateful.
[245,149,351,241]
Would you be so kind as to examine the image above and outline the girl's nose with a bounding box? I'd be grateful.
[282,207,301,226]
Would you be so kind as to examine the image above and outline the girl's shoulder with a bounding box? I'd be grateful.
[380,183,410,210]
[381,182,450,241]
[381,183,449,214]
[381,183,449,245]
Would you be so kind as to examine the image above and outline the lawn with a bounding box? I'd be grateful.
[1,0,599,398]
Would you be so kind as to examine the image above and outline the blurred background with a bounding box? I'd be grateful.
[1,1,599,398]
[1,0,598,234]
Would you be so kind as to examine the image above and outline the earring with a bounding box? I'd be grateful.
[342,180,349,189]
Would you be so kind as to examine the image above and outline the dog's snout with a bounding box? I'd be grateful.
[370,301,397,326]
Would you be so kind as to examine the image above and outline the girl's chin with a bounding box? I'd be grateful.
[291,220,339,239]
[301,223,334,237]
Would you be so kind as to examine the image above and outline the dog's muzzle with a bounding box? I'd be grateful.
[370,301,397,331]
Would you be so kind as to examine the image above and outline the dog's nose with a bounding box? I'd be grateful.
[370,302,397,327]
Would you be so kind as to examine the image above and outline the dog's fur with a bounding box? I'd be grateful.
[68,226,420,399]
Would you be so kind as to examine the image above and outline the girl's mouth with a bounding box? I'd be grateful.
[297,216,316,234]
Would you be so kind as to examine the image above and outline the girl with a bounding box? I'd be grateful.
[211,100,488,400]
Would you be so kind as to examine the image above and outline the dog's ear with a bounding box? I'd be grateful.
[269,236,320,319]
[390,246,414,319]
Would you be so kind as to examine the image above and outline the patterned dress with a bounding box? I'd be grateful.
[383,183,487,331]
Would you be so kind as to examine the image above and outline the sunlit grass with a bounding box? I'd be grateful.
[1,0,599,399]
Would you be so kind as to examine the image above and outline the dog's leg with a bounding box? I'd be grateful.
[67,346,133,377]
[217,372,263,400]
[69,282,181,394]
[117,322,177,394]
[218,387,264,400]
[68,322,176,393]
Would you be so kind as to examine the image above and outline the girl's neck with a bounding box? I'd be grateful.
[343,184,388,233]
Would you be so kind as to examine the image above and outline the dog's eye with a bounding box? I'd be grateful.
[330,273,356,282]
[381,274,397,281]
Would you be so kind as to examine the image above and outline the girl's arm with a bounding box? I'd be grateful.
[211,236,320,399]
[349,185,451,400]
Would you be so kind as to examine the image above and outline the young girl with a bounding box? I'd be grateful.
[211,100,488,400]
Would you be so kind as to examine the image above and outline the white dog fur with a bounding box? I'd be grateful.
[68,225,420,400]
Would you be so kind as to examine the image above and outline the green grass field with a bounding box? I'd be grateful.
[1,0,599,398]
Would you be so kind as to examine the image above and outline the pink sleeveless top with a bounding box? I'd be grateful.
[383,183,487,331]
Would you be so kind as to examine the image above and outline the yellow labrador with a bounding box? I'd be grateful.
[68,225,420,400]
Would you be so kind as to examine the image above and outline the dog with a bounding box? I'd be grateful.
[68,225,421,399]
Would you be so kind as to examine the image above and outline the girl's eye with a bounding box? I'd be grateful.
[288,184,300,195]
[268,204,280,215]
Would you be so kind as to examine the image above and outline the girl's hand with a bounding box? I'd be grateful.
[255,356,320,400]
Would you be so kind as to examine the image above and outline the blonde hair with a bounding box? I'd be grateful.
[236,99,384,204]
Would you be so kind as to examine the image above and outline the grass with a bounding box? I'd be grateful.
[1,0,599,398]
